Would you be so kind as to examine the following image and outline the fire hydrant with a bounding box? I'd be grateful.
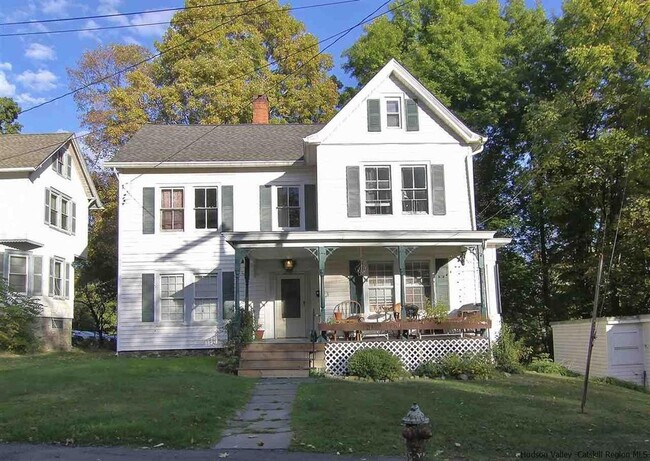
[402,403,433,460]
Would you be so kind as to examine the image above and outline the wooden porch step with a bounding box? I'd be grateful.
[240,350,311,360]
[239,359,310,369]
[244,342,324,352]
[238,368,309,378]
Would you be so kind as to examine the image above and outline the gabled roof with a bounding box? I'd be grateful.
[0,133,72,170]
[106,123,325,167]
[0,132,102,208]
[304,59,487,152]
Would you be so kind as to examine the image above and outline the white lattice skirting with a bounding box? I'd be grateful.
[324,338,491,376]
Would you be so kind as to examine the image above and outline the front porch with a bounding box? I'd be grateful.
[225,230,507,342]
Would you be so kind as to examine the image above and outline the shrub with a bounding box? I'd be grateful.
[493,324,529,373]
[415,353,495,379]
[527,353,579,377]
[348,348,405,381]
[0,278,42,353]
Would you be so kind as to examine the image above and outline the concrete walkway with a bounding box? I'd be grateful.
[214,378,304,450]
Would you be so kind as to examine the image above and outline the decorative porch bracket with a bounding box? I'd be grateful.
[386,246,417,308]
[233,248,251,322]
[477,243,488,317]
[305,246,338,321]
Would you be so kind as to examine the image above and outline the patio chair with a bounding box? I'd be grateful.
[333,300,362,340]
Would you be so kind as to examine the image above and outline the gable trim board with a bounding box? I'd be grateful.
[304,59,486,150]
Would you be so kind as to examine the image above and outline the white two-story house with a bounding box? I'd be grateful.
[0,133,102,349]
[107,60,509,354]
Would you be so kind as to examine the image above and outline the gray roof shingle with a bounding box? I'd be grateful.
[0,133,72,169]
[110,124,325,164]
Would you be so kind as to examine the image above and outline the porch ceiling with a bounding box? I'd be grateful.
[225,230,499,249]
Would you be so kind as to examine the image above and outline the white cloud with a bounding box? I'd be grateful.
[0,71,17,97]
[0,62,12,71]
[130,10,174,37]
[122,36,142,46]
[78,19,103,42]
[40,0,69,15]
[25,43,56,61]
[16,69,58,92]
[98,0,129,26]
[15,93,47,105]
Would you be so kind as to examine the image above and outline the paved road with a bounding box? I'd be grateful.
[0,444,402,461]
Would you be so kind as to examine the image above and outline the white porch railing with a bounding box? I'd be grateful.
[324,338,490,376]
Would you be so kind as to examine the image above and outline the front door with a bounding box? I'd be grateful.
[275,275,305,338]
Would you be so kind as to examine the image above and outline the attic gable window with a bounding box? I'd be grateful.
[161,188,184,231]
[386,99,401,128]
[52,149,72,179]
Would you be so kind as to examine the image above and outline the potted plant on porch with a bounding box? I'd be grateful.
[255,322,265,340]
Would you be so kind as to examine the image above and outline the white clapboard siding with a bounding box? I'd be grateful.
[552,320,610,378]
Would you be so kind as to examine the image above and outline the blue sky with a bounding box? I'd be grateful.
[0,0,563,135]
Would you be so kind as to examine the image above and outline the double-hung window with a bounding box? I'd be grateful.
[401,165,428,213]
[160,274,184,321]
[367,262,394,313]
[405,261,431,309]
[277,186,301,228]
[386,99,401,128]
[193,274,218,322]
[49,257,68,298]
[52,149,71,179]
[161,188,184,231]
[365,166,392,215]
[8,255,28,294]
[45,189,76,234]
[195,187,218,229]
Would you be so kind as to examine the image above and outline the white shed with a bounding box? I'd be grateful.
[551,315,650,388]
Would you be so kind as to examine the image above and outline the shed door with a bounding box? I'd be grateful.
[608,324,645,385]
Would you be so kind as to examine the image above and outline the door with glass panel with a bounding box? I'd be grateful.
[275,275,305,338]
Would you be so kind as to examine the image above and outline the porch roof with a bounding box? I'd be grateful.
[225,230,505,249]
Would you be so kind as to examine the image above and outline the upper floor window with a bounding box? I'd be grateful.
[386,99,401,128]
[161,274,184,322]
[45,188,76,234]
[401,166,428,214]
[52,149,71,179]
[8,254,28,294]
[195,187,218,229]
[365,166,392,215]
[277,186,300,228]
[161,188,184,231]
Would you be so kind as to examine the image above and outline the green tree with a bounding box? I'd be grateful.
[74,173,118,341]
[0,97,22,134]
[0,278,42,353]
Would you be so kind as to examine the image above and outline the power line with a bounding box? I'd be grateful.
[0,0,259,27]
[18,0,274,115]
[7,0,406,163]
[477,176,535,227]
[0,0,358,38]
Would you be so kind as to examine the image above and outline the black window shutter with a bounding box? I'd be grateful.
[142,187,155,234]
[346,166,361,218]
[141,273,155,322]
[348,260,364,311]
[434,259,449,307]
[367,99,381,132]
[406,99,419,131]
[304,184,318,230]
[221,185,234,231]
[259,185,272,231]
[222,271,235,320]
[431,165,446,215]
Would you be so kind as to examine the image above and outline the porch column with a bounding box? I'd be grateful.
[477,242,488,317]
[398,246,407,308]
[306,246,338,324]
[233,248,249,321]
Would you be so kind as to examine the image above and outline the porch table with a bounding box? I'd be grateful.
[318,317,491,341]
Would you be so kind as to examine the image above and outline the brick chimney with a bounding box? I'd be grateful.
[252,94,269,124]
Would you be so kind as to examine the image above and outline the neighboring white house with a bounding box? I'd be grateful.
[0,133,102,349]
[106,59,509,354]
[552,315,650,388]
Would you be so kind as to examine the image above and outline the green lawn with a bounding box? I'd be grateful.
[291,373,650,460]
[0,351,255,448]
